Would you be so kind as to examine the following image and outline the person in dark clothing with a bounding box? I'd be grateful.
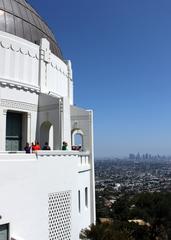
[24,142,31,153]
[62,141,68,150]
[42,142,51,150]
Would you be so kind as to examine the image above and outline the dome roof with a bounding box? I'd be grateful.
[0,0,63,59]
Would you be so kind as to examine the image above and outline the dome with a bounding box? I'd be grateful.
[0,0,63,59]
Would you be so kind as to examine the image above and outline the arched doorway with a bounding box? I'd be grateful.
[71,129,84,151]
[40,121,53,150]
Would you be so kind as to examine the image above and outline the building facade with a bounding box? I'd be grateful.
[0,0,95,239]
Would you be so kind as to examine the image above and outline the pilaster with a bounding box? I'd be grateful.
[61,97,71,150]
[66,60,74,105]
[39,38,51,94]
[0,109,7,151]
[27,112,31,144]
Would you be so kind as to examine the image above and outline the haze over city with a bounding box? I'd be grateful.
[30,0,171,157]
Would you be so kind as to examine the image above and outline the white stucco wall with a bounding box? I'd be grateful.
[71,106,96,224]
[46,53,68,97]
[0,31,73,151]
[0,31,72,100]
[0,152,92,240]
[0,31,39,88]
[0,30,95,240]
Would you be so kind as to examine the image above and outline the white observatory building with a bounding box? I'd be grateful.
[0,0,95,239]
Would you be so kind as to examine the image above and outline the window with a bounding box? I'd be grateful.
[71,129,84,151]
[74,133,82,146]
[78,190,81,213]
[85,187,88,207]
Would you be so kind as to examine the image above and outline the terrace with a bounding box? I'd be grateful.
[0,150,91,172]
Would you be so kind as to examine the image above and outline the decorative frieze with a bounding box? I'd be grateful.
[0,36,68,77]
[50,62,68,77]
[1,99,37,112]
[71,115,90,121]
[0,80,40,94]
[0,40,39,59]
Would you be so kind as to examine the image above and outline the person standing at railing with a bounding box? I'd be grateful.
[31,141,41,152]
[42,142,51,150]
[31,142,35,152]
[62,141,68,150]
[34,141,41,150]
[24,142,31,154]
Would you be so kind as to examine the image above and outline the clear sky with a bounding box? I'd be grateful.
[29,0,171,157]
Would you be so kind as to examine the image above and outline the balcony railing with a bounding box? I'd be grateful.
[36,151,91,171]
[0,151,91,171]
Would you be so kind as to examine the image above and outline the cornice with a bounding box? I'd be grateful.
[0,78,40,94]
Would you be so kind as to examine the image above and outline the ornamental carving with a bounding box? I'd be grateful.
[1,99,37,112]
[0,40,39,59]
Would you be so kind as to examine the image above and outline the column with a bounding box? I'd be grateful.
[39,38,51,93]
[27,112,31,144]
[61,97,71,150]
[0,109,7,151]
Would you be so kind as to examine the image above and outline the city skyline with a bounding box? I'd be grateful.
[29,0,171,157]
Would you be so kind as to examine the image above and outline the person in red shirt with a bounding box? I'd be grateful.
[34,141,41,150]
[31,142,36,151]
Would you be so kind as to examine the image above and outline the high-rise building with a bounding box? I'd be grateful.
[0,1,95,239]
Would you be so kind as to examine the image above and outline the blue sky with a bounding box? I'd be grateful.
[29,0,171,157]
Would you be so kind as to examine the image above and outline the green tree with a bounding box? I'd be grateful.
[80,223,133,240]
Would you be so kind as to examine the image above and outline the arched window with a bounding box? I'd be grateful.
[71,129,84,151]
[74,133,82,146]
[40,121,53,150]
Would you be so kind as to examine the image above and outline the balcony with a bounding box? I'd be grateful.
[0,150,91,172]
